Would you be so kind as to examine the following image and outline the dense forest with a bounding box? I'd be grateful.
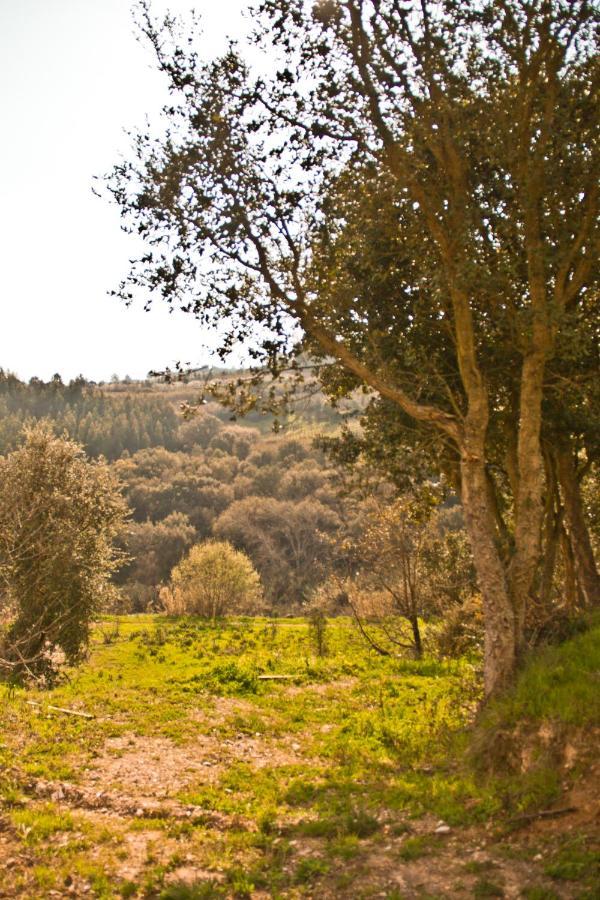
[0,370,376,612]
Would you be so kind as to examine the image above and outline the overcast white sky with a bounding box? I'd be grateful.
[0,0,253,382]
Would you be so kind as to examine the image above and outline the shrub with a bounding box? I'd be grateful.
[435,594,484,658]
[0,423,128,683]
[164,540,263,618]
[307,608,329,657]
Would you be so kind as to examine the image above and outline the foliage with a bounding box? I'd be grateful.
[165,541,263,618]
[332,491,476,657]
[0,424,128,683]
[0,373,365,613]
[0,369,184,460]
[475,614,600,732]
[104,0,600,693]
[214,495,341,606]
[434,593,485,658]
[307,607,328,657]
[115,512,197,611]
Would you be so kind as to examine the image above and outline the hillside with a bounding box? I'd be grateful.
[0,616,598,898]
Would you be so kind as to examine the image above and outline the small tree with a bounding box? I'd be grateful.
[307,607,328,657]
[338,492,475,658]
[0,424,128,683]
[166,540,263,619]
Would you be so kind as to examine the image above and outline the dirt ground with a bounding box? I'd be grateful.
[1,723,598,899]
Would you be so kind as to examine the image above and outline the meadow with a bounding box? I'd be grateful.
[0,616,598,899]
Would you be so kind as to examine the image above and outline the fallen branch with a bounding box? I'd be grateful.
[26,700,94,719]
[508,806,577,826]
[257,674,297,681]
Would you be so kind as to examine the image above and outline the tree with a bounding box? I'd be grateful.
[0,424,128,682]
[332,491,475,658]
[213,495,340,605]
[165,540,263,618]
[116,511,197,610]
[106,1,599,693]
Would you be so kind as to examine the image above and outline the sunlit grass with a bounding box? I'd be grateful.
[0,614,598,897]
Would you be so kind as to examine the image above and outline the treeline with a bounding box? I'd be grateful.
[0,371,181,459]
[0,370,349,461]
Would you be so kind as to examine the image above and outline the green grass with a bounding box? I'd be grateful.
[477,617,600,731]
[0,614,598,898]
[9,802,77,843]
[543,834,600,884]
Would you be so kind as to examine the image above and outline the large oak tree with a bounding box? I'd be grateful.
[106,0,599,694]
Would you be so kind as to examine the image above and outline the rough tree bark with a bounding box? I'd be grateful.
[509,353,549,654]
[460,429,517,694]
[555,444,600,608]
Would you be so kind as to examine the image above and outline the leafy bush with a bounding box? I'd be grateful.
[435,594,484,658]
[163,540,263,618]
[0,424,128,684]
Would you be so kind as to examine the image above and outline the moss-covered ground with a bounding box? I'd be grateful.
[0,616,598,898]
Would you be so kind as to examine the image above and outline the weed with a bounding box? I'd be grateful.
[10,803,76,843]
[0,614,597,897]
[33,865,57,889]
[472,878,505,897]
[294,856,330,883]
[520,888,560,900]
[159,883,225,899]
[543,836,600,882]
[329,833,360,859]
[397,836,436,861]
[100,619,121,645]
[464,860,498,874]
[308,608,328,657]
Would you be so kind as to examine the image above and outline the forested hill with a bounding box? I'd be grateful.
[0,369,374,614]
[0,369,349,461]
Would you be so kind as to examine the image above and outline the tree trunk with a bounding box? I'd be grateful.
[460,447,516,696]
[509,352,547,653]
[410,615,423,659]
[555,444,600,608]
[539,503,562,609]
[560,525,579,611]
[538,449,561,609]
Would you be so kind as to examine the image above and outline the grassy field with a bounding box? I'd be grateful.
[0,616,598,899]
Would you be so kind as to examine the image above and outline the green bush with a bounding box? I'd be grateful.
[0,424,128,684]
[164,540,263,619]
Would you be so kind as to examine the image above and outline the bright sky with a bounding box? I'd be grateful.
[0,0,252,382]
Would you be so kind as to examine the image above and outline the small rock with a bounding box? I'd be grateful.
[435,824,451,834]
[534,853,543,861]
[135,808,144,817]
[291,742,301,752]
